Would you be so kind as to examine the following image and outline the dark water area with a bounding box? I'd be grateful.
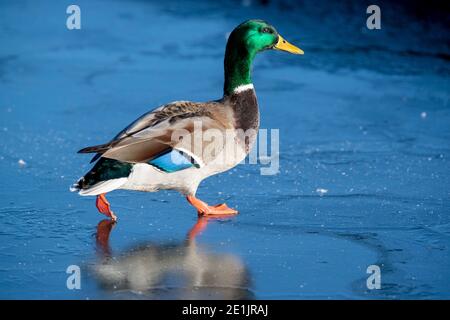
[0,0,449,299]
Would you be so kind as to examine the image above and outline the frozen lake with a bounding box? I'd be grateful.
[0,0,449,299]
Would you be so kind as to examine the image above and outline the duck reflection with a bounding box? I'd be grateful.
[94,217,252,299]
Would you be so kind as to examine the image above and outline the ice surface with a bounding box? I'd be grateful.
[0,0,449,299]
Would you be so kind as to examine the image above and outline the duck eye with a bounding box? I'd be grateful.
[262,27,272,34]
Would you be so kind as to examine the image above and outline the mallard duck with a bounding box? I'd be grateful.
[71,20,303,221]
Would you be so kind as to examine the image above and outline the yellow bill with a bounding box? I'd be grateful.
[274,35,304,54]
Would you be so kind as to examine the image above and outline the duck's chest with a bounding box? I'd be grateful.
[224,88,260,156]
[229,88,260,135]
[200,89,260,176]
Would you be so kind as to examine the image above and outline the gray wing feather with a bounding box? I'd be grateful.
[78,100,225,163]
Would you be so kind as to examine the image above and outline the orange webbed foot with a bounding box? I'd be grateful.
[186,195,238,217]
[96,194,117,221]
[207,203,238,215]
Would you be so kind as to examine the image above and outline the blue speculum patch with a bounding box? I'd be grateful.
[148,149,198,173]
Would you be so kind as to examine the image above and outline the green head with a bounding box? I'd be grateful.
[223,19,303,96]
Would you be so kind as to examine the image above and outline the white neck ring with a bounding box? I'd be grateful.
[233,83,254,94]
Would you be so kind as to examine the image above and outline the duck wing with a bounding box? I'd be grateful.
[78,100,230,165]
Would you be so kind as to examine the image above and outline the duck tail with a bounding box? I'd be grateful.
[70,158,132,196]
[70,176,84,193]
[74,177,128,196]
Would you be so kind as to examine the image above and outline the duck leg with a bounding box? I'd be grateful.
[186,195,238,216]
[96,193,117,221]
